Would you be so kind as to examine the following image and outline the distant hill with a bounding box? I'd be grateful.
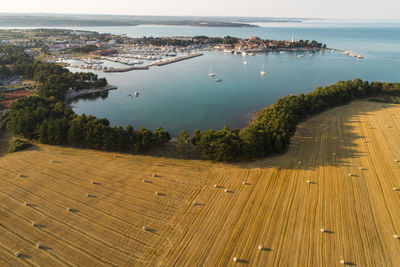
[0,13,308,28]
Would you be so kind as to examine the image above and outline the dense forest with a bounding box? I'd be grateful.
[0,45,33,79]
[138,36,240,47]
[8,96,170,152]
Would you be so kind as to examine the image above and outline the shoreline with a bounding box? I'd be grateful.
[65,85,117,101]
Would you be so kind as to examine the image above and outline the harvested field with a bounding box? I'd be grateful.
[1,100,400,266]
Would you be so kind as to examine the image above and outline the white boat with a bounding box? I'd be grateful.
[216,78,222,82]
[134,91,140,97]
[297,55,304,58]
[260,64,266,76]
[280,51,285,54]
[248,52,255,56]
[243,61,248,65]
[241,51,248,56]
[223,49,233,53]
[208,67,215,77]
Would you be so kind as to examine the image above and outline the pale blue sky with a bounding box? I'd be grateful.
[2,0,399,19]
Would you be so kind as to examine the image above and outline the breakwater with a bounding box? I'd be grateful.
[103,66,149,73]
[152,53,203,66]
[65,85,117,100]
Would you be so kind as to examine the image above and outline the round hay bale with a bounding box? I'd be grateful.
[36,243,41,249]
[66,207,71,212]
[320,228,325,233]
[32,222,37,227]
[15,251,21,257]
[258,245,263,250]
[394,234,400,239]
[233,257,238,262]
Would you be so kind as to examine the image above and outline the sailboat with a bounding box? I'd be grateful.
[260,64,266,76]
[243,61,248,65]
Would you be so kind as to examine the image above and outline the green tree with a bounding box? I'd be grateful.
[177,130,190,156]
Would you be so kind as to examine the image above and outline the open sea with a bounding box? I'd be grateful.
[10,21,400,136]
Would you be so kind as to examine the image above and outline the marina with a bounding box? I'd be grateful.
[58,53,204,72]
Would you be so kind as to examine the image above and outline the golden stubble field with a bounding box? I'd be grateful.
[1,100,400,266]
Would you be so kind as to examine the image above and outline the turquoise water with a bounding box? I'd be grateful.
[60,23,400,136]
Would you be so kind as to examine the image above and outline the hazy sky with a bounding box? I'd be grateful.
[2,0,399,19]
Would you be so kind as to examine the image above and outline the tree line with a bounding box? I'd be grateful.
[186,79,400,162]
[8,95,170,152]
[136,36,239,47]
